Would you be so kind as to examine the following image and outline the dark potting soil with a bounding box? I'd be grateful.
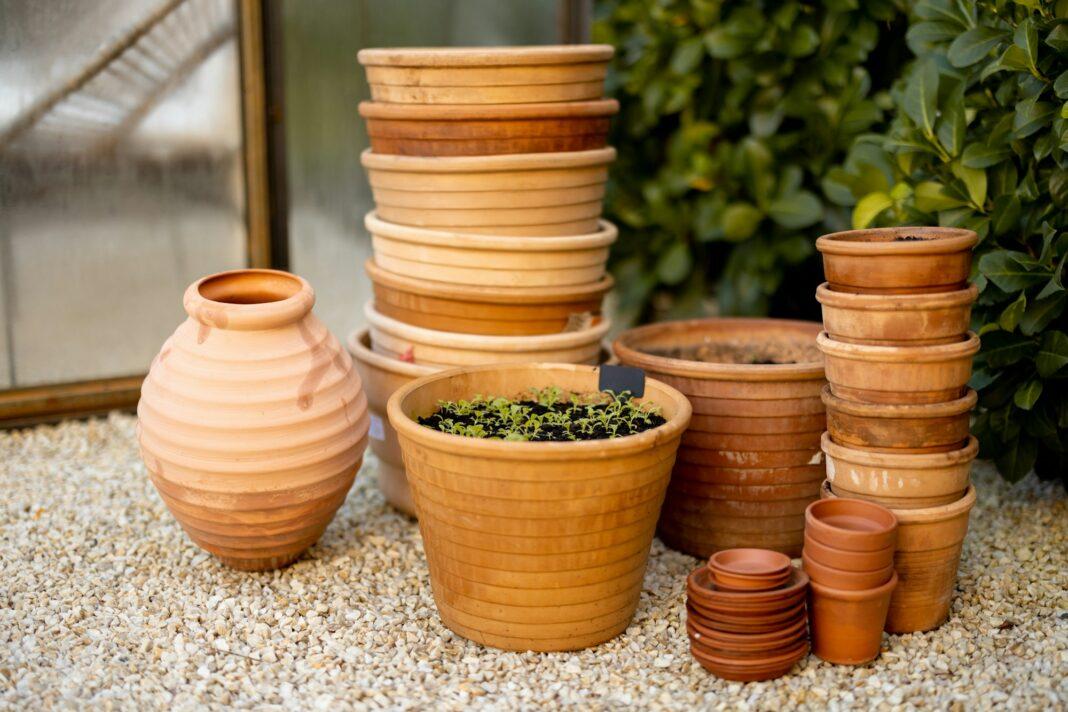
[893,235,928,241]
[650,338,821,365]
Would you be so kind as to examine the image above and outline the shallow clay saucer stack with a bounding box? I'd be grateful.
[815,226,980,633]
[686,548,810,681]
[351,46,619,515]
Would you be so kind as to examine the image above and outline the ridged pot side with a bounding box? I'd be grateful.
[138,270,369,571]
[613,318,826,558]
[387,363,692,652]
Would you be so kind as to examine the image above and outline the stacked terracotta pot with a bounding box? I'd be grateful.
[351,46,619,515]
[815,226,980,633]
[686,549,810,681]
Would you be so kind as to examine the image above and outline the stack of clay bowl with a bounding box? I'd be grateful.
[803,498,898,664]
[686,549,810,681]
[815,226,980,633]
[351,46,619,515]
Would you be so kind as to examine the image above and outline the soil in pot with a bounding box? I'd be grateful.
[808,572,898,665]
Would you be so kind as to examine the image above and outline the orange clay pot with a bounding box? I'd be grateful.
[708,549,792,591]
[386,363,691,652]
[804,497,898,552]
[689,639,809,681]
[816,226,978,294]
[808,572,897,664]
[804,533,895,572]
[822,385,975,454]
[818,332,980,404]
[137,270,369,570]
[802,552,894,590]
[687,602,806,633]
[816,282,977,346]
[613,318,825,557]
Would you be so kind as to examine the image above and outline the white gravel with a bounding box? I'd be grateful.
[1,413,1065,710]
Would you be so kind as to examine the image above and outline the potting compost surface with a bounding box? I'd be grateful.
[2,414,1065,710]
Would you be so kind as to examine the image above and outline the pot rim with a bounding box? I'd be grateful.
[359,99,618,121]
[182,268,314,331]
[821,481,978,523]
[688,565,808,603]
[808,569,898,601]
[613,318,825,383]
[386,362,692,460]
[822,432,978,468]
[817,331,980,362]
[687,612,808,644]
[802,551,895,583]
[709,548,792,579]
[358,44,614,68]
[689,638,809,668]
[805,497,897,543]
[816,282,979,310]
[821,384,977,418]
[347,328,435,378]
[361,147,616,174]
[365,211,618,251]
[815,226,978,256]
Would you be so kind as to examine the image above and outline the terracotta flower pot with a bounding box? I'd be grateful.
[818,332,980,404]
[358,45,612,104]
[816,226,978,294]
[802,552,894,590]
[366,212,616,287]
[362,150,614,236]
[803,533,895,572]
[816,282,978,346]
[823,385,976,454]
[804,497,898,551]
[808,572,897,665]
[823,433,976,509]
[358,100,617,156]
[708,549,792,591]
[137,270,370,571]
[386,363,691,651]
[613,318,826,557]
[365,259,612,336]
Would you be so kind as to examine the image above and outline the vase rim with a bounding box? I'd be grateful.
[183,269,315,331]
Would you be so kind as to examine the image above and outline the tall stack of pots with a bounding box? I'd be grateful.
[815,226,981,633]
[351,46,619,516]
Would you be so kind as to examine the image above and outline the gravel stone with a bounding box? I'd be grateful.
[0,413,1065,710]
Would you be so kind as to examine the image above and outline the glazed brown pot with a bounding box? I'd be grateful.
[816,226,978,294]
[808,572,897,665]
[802,552,894,590]
[358,100,617,156]
[614,318,826,557]
[365,259,612,336]
[804,497,898,551]
[823,385,975,453]
[816,282,978,346]
[803,533,894,572]
[818,332,980,404]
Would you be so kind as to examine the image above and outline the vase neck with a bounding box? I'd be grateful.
[183,269,315,331]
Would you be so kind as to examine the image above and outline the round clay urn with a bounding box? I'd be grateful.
[138,269,370,571]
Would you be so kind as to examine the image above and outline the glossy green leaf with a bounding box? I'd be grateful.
[1013,18,1039,70]
[999,291,1027,331]
[655,241,693,285]
[767,190,822,229]
[1014,380,1043,410]
[951,162,987,208]
[1014,95,1057,139]
[721,203,763,242]
[1020,293,1067,336]
[902,59,940,136]
[914,181,967,212]
[996,436,1038,483]
[1036,330,1068,377]
[670,37,706,75]
[979,251,1052,292]
[948,26,1006,67]
[978,330,1037,368]
[852,192,894,228]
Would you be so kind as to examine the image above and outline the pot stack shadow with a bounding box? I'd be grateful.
[814,226,981,633]
[350,46,620,515]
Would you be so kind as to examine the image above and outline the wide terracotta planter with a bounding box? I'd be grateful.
[365,212,616,287]
[365,259,612,336]
[358,100,617,156]
[823,385,975,453]
[818,332,980,404]
[137,270,370,570]
[358,45,612,104]
[816,226,978,294]
[823,433,976,509]
[362,149,614,236]
[816,282,977,346]
[614,318,826,557]
[386,363,691,651]
[809,572,898,665]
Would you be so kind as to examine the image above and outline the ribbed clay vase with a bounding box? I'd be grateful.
[387,363,692,652]
[138,270,370,570]
[614,319,826,558]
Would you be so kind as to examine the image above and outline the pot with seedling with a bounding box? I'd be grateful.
[387,363,691,652]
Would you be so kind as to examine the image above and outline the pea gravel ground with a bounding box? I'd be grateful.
[1,413,1065,711]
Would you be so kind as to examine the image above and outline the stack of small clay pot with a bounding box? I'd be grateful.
[350,45,620,515]
[814,226,981,633]
[686,549,810,681]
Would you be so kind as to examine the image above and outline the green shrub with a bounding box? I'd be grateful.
[833,0,1067,485]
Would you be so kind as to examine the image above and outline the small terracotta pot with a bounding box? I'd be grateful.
[816,226,978,294]
[687,602,806,633]
[823,385,975,453]
[816,282,977,346]
[802,552,894,590]
[688,610,809,646]
[804,497,897,552]
[818,332,980,404]
[358,45,612,104]
[823,433,976,509]
[687,565,808,606]
[808,572,898,665]
[803,533,894,572]
[708,548,792,591]
[689,627,808,658]
[365,259,612,336]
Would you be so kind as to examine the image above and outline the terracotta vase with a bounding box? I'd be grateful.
[818,332,980,404]
[816,282,977,346]
[823,385,975,453]
[359,99,617,156]
[358,45,612,104]
[613,318,826,557]
[386,363,692,651]
[365,259,612,336]
[823,433,976,509]
[816,226,978,294]
[366,212,616,287]
[808,572,897,664]
[137,269,370,570]
[362,149,614,236]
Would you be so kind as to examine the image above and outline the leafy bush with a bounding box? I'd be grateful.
[833,0,1067,484]
[593,0,904,323]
